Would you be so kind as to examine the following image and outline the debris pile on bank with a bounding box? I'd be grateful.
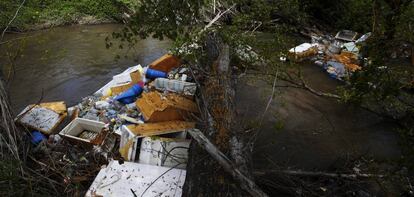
[286,30,372,80]
[15,54,198,196]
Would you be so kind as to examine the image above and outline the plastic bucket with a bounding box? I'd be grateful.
[115,84,143,104]
[31,130,46,144]
[146,68,167,79]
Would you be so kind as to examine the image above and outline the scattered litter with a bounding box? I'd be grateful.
[17,53,197,196]
[286,30,370,80]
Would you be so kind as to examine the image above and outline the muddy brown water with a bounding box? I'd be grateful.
[0,24,171,114]
[0,24,401,172]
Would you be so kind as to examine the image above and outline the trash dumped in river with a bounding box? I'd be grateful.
[14,54,198,196]
[286,30,371,80]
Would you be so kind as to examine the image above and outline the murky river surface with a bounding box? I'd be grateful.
[0,24,401,171]
[0,24,171,113]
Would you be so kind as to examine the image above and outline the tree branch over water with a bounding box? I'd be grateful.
[0,0,27,43]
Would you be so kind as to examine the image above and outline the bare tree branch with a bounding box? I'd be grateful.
[1,0,27,42]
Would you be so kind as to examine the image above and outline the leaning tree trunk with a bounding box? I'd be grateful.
[183,34,260,196]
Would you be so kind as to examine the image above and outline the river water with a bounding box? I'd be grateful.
[0,24,401,172]
[0,24,171,113]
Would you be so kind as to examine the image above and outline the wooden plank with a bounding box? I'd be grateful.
[127,121,195,136]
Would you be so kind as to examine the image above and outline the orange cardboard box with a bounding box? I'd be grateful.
[136,91,198,122]
[149,54,181,73]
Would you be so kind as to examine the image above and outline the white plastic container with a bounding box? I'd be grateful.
[59,118,106,145]
[153,78,197,96]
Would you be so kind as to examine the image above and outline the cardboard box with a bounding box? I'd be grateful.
[149,54,181,72]
[136,91,198,122]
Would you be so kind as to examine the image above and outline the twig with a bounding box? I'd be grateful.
[1,0,27,42]
[203,4,235,31]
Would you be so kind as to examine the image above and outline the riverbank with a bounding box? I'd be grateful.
[0,0,128,32]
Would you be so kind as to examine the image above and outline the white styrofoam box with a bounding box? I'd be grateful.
[86,161,186,197]
[139,137,190,169]
[17,106,61,134]
[289,43,318,53]
[153,78,197,96]
[59,118,106,144]
[119,125,139,161]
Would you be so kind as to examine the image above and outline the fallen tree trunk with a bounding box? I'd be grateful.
[183,34,266,196]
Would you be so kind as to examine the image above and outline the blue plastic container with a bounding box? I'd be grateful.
[115,84,143,104]
[31,130,46,145]
[146,68,167,79]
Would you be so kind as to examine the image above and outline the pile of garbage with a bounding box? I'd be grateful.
[15,54,198,196]
[286,30,372,80]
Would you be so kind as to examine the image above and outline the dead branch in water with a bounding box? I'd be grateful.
[254,169,385,180]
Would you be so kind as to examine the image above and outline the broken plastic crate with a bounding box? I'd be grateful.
[59,118,108,146]
[149,54,181,73]
[86,160,186,197]
[136,91,198,122]
[153,78,197,96]
[16,101,67,135]
[139,136,190,169]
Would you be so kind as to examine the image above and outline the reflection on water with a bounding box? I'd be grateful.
[0,24,171,113]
